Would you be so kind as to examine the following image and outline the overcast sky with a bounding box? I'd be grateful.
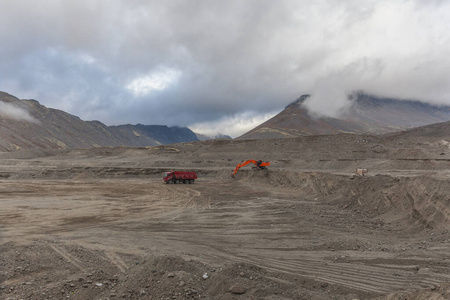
[1,0,449,137]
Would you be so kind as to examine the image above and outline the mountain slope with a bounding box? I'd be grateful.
[383,120,450,139]
[239,93,450,140]
[106,124,199,146]
[0,92,198,151]
[345,92,450,128]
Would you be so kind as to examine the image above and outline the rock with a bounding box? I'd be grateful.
[202,273,209,280]
[167,272,175,278]
[187,289,198,295]
[179,281,186,287]
[418,268,431,274]
[321,282,328,288]
[228,284,247,295]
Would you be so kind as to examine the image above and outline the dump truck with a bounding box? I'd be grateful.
[163,171,197,184]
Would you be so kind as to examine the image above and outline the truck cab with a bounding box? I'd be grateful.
[163,172,174,182]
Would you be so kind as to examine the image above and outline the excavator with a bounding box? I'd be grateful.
[232,160,270,176]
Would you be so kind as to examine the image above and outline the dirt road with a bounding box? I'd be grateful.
[1,134,450,299]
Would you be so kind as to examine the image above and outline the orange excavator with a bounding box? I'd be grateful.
[232,160,270,176]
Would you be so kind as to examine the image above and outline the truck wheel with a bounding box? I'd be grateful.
[183,180,187,184]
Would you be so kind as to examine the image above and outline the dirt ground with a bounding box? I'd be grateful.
[1,133,450,299]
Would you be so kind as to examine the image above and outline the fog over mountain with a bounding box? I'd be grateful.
[1,1,449,137]
[239,93,450,140]
[0,102,38,123]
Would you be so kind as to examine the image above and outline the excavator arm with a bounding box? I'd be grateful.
[232,160,270,176]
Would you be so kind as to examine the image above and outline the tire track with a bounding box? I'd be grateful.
[105,251,128,272]
[233,255,393,294]
[275,257,447,293]
[50,245,87,272]
[217,252,449,294]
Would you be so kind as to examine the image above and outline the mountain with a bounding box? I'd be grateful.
[345,92,450,128]
[383,120,450,139]
[106,124,199,146]
[0,92,198,151]
[239,93,450,139]
[195,133,232,141]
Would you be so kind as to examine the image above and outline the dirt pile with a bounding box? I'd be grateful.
[236,170,450,230]
[342,175,450,230]
[0,242,349,300]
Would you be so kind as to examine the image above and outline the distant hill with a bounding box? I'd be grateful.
[0,91,198,151]
[239,93,450,139]
[195,133,232,141]
[106,124,199,146]
[383,120,450,139]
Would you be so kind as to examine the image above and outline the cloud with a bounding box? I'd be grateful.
[126,68,181,97]
[0,0,449,136]
[302,0,450,116]
[0,102,39,123]
[189,110,278,138]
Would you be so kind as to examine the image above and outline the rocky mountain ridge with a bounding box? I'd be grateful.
[0,91,199,151]
[239,93,450,139]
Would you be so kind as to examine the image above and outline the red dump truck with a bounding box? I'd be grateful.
[163,171,197,184]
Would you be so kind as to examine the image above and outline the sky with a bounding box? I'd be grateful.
[1,0,449,137]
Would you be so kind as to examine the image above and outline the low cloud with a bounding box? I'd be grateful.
[0,102,39,123]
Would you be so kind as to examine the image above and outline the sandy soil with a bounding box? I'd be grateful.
[1,134,450,299]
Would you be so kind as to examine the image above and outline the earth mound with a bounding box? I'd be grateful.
[235,170,450,231]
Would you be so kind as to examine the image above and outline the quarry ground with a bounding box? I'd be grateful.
[1,133,450,300]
